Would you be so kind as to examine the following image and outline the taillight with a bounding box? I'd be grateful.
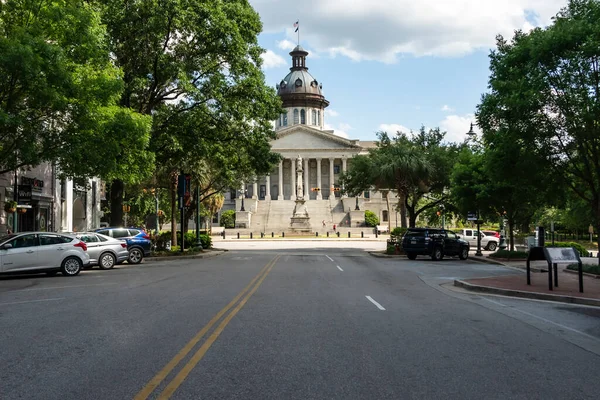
[74,241,87,251]
[142,234,150,240]
[121,243,128,248]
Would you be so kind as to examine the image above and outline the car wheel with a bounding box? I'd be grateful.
[459,247,469,260]
[99,252,116,270]
[128,248,143,264]
[61,257,82,276]
[407,252,417,260]
[46,271,58,277]
[431,247,443,261]
[487,242,497,252]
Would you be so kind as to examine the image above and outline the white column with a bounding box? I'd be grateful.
[342,158,348,198]
[265,175,271,200]
[329,158,335,200]
[291,158,296,200]
[64,179,74,232]
[278,161,283,200]
[304,158,309,200]
[316,158,322,200]
[252,179,258,199]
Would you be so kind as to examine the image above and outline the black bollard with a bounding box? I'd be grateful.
[272,232,274,238]
[222,230,226,239]
[327,232,329,238]
[237,232,240,239]
[261,232,264,238]
[337,232,340,238]
[348,232,351,238]
[316,232,318,237]
[282,232,285,238]
[375,230,378,238]
[361,231,364,238]
[250,232,253,239]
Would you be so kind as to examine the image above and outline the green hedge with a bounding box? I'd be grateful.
[365,210,379,227]
[490,250,529,259]
[547,242,590,257]
[155,231,212,250]
[391,227,407,239]
[567,263,600,275]
[220,210,235,228]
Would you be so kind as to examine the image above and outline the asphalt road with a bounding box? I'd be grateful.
[1,247,599,400]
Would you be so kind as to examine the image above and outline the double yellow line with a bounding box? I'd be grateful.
[134,255,280,400]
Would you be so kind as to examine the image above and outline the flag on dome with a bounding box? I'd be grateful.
[294,21,299,32]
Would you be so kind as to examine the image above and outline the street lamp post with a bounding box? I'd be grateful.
[355,195,360,211]
[240,187,246,212]
[195,185,203,249]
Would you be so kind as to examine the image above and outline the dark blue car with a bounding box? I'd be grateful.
[94,227,152,264]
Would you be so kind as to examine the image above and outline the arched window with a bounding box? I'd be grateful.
[282,111,288,126]
[293,109,299,124]
[312,110,317,125]
[382,210,389,222]
[300,109,306,124]
[317,110,321,126]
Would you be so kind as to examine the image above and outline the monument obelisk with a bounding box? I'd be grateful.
[290,155,311,232]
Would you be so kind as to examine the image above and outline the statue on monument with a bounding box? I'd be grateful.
[296,154,304,200]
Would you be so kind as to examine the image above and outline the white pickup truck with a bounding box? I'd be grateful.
[454,228,499,251]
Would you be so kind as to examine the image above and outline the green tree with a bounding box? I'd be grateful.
[342,128,456,228]
[220,210,236,229]
[99,0,282,232]
[476,0,600,256]
[0,0,152,180]
[364,210,379,227]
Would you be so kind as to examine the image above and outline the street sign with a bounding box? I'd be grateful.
[467,211,478,221]
[17,185,32,202]
[177,174,192,209]
[589,224,594,234]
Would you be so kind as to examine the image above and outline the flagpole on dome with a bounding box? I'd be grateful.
[294,20,299,45]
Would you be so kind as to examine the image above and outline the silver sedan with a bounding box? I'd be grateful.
[74,232,129,269]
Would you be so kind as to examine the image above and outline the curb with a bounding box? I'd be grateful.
[145,250,225,262]
[368,251,406,258]
[563,268,600,280]
[454,279,600,307]
[469,256,507,266]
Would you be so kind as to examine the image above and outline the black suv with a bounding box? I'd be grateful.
[402,228,470,261]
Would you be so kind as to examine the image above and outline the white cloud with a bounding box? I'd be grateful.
[439,114,480,143]
[260,49,286,69]
[277,39,296,50]
[379,116,480,143]
[378,123,412,134]
[250,0,565,61]
[325,109,339,117]
[324,122,350,138]
[441,105,454,112]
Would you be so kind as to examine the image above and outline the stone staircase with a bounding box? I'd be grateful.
[246,198,351,232]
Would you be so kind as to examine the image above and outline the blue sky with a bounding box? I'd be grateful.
[250,0,568,142]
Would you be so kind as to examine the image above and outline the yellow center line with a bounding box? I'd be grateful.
[133,256,278,400]
[157,254,280,400]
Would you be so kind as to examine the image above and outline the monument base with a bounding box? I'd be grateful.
[290,199,311,233]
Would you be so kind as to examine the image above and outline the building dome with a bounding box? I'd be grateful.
[276,45,329,110]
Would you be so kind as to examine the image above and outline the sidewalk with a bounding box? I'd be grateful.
[456,258,600,307]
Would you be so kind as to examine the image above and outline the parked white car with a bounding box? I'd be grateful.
[73,232,129,269]
[0,232,90,276]
[454,229,499,251]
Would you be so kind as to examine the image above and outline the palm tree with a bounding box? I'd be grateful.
[202,194,224,235]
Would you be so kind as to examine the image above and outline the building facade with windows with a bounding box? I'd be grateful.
[221,46,400,231]
[0,163,103,235]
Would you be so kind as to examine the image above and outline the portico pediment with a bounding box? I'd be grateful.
[271,126,361,151]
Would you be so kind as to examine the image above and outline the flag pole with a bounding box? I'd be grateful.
[297,20,300,45]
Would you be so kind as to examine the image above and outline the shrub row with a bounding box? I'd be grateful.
[154,231,212,250]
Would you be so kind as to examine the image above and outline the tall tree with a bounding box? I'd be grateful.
[0,0,152,179]
[476,0,600,257]
[99,0,282,227]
